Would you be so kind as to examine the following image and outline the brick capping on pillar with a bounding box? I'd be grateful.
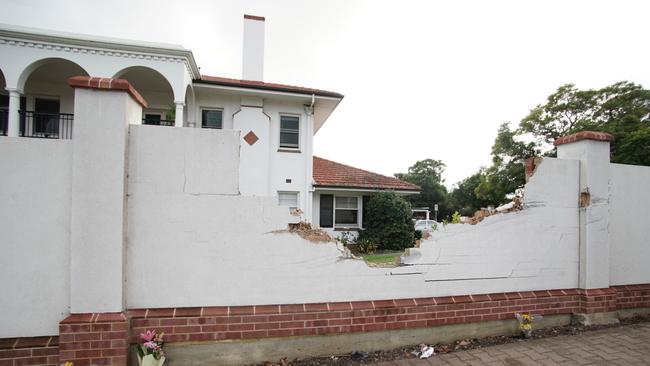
[67,76,149,108]
[58,312,128,366]
[553,131,615,146]
[0,336,59,366]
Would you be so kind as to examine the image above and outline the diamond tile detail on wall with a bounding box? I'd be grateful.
[243,131,259,146]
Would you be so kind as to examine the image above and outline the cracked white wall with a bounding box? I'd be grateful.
[125,151,585,308]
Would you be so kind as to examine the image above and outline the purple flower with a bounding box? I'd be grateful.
[140,330,156,342]
[144,341,159,350]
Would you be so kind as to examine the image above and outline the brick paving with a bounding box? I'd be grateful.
[374,322,650,366]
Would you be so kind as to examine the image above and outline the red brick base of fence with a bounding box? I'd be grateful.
[58,312,128,366]
[2,284,649,366]
[0,336,58,366]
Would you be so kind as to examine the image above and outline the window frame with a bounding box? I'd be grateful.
[333,195,361,228]
[278,191,300,211]
[279,113,300,150]
[200,107,224,129]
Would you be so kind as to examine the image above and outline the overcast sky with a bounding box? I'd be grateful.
[3,0,649,186]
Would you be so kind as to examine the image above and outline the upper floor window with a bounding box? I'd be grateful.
[279,115,300,149]
[202,109,223,129]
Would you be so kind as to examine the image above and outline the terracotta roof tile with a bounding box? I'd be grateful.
[313,156,420,191]
[196,75,344,99]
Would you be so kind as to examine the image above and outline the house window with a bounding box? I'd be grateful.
[335,196,359,226]
[202,109,223,129]
[279,115,299,149]
[278,191,299,211]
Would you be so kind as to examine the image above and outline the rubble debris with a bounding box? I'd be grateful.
[468,197,523,225]
[417,344,435,359]
[525,157,543,182]
[286,221,334,242]
[254,315,650,365]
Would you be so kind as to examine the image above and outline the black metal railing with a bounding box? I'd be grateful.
[0,108,7,136]
[19,111,74,139]
[142,118,174,127]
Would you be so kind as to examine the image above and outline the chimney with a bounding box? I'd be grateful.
[242,14,265,81]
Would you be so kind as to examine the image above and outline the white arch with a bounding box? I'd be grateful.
[112,65,176,98]
[0,68,6,89]
[184,84,196,126]
[17,57,89,91]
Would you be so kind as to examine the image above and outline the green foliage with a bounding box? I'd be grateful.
[447,81,650,215]
[519,81,650,165]
[355,237,377,254]
[359,191,415,251]
[395,158,451,220]
[448,171,491,216]
[414,230,422,241]
[449,123,533,213]
[451,211,461,224]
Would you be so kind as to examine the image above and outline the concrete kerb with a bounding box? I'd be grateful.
[618,307,650,319]
[571,311,620,326]
[160,315,570,366]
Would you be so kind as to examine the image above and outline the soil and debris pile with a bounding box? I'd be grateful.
[287,221,333,242]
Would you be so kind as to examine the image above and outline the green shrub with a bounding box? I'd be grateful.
[360,191,415,251]
[356,237,378,254]
[414,230,423,241]
[451,211,461,224]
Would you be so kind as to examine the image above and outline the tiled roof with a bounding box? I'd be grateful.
[313,156,421,191]
[195,75,344,99]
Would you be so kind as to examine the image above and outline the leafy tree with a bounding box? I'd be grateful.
[359,191,415,251]
[519,81,650,165]
[448,81,650,215]
[474,123,538,205]
[394,159,451,219]
[448,171,490,216]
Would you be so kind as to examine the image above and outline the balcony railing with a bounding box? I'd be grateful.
[142,118,174,127]
[19,111,74,140]
[0,108,7,136]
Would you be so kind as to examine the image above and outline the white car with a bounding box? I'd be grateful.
[414,220,439,232]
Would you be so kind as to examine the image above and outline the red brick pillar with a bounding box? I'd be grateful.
[58,313,129,366]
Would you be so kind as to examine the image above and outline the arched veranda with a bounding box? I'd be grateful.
[18,58,88,139]
[113,66,175,126]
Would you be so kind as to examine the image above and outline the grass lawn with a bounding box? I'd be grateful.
[362,251,403,266]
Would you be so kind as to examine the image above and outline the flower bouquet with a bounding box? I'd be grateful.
[136,330,165,366]
[514,312,543,338]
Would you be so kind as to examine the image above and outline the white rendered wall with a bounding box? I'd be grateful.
[69,88,139,313]
[234,104,270,196]
[0,138,72,337]
[557,140,612,289]
[193,89,312,218]
[609,163,650,286]
[402,157,581,292]
[126,155,585,308]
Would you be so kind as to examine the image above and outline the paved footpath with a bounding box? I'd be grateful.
[373,322,650,366]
